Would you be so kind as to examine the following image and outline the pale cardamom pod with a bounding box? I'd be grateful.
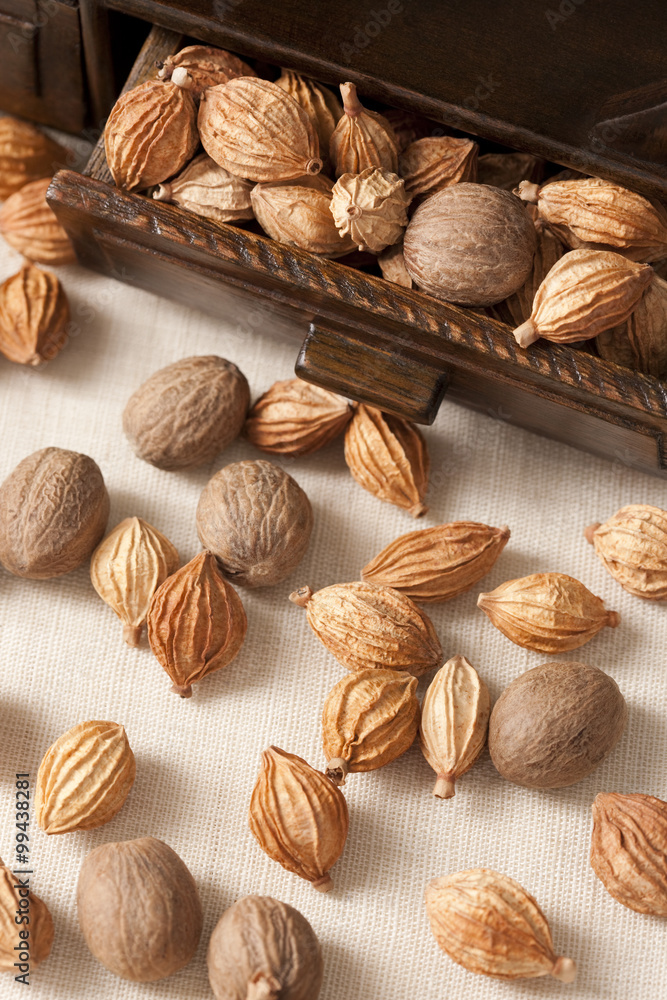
[585,504,667,600]
[157,44,256,98]
[329,82,398,177]
[0,177,76,265]
[251,182,355,257]
[331,167,410,253]
[276,70,342,173]
[153,153,254,223]
[0,115,67,200]
[0,860,53,971]
[0,263,70,366]
[596,275,667,376]
[244,378,354,456]
[492,224,565,327]
[399,137,478,198]
[378,242,413,287]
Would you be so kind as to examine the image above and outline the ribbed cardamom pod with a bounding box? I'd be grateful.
[248,746,348,893]
[322,668,419,785]
[362,522,510,602]
[331,167,410,253]
[378,242,413,287]
[383,108,433,154]
[420,655,490,799]
[492,225,565,327]
[585,504,667,600]
[289,581,443,676]
[398,137,478,198]
[513,249,653,347]
[477,151,544,190]
[425,869,576,982]
[344,404,429,517]
[156,44,256,98]
[0,263,69,366]
[0,115,67,200]
[0,860,53,971]
[244,378,354,456]
[35,721,136,834]
[330,82,398,177]
[153,153,254,223]
[251,182,356,257]
[276,70,342,174]
[198,78,323,182]
[90,516,179,646]
[477,572,619,652]
[591,792,667,916]
[147,551,247,697]
[0,177,75,265]
[596,275,667,376]
[207,895,324,1000]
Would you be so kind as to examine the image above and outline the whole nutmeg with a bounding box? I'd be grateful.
[0,263,70,366]
[77,837,203,981]
[123,355,249,470]
[0,115,67,200]
[403,183,537,306]
[488,661,627,788]
[0,860,53,971]
[0,447,109,578]
[196,459,313,587]
[0,177,76,265]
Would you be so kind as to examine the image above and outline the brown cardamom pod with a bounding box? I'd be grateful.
[0,860,53,971]
[276,70,342,173]
[146,551,247,697]
[156,44,256,98]
[0,115,67,200]
[0,263,69,366]
[244,378,354,456]
[0,177,76,265]
[251,182,356,257]
[596,274,667,376]
[329,82,398,177]
[153,153,254,223]
[331,167,410,253]
[399,137,478,198]
[585,504,667,600]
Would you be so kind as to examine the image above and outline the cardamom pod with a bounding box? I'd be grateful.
[378,242,413,287]
[90,516,180,646]
[477,151,544,190]
[244,378,354,456]
[35,721,136,834]
[361,521,510,602]
[596,275,667,376]
[477,572,619,652]
[251,182,356,256]
[0,860,53,971]
[0,263,69,366]
[585,504,667,600]
[425,869,576,982]
[322,668,419,785]
[420,655,490,799]
[492,224,565,327]
[344,404,429,517]
[331,167,410,253]
[0,177,76,265]
[329,82,398,176]
[591,792,667,916]
[383,109,432,154]
[398,137,478,198]
[147,551,247,697]
[276,70,342,173]
[0,115,67,200]
[153,153,254,223]
[157,44,256,97]
[289,581,443,676]
[248,746,348,892]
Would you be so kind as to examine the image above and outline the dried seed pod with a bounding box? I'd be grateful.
[322,668,419,785]
[198,78,322,182]
[248,746,348,892]
[251,182,356,256]
[344,404,429,517]
[197,460,313,587]
[331,168,410,253]
[420,655,490,799]
[398,137,478,198]
[477,152,545,190]
[403,184,537,307]
[123,355,249,470]
[492,225,565,327]
[591,792,667,916]
[0,177,76,265]
[90,516,180,646]
[153,153,254,223]
[0,263,69,366]
[330,82,398,177]
[488,661,627,788]
[362,521,510,602]
[382,109,433,154]
[0,860,53,971]
[585,504,667,600]
[596,275,667,376]
[156,44,256,98]
[104,78,198,191]
[477,572,619,652]
[35,721,136,834]
[0,447,109,579]
[147,551,247,697]
[425,869,576,982]
[378,242,413,287]
[244,378,354,456]
[0,115,67,200]
[207,895,324,1000]
[289,581,443,676]
[513,249,654,347]
[77,837,203,981]
[276,70,342,173]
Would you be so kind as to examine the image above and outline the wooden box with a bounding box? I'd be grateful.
[47,2,667,476]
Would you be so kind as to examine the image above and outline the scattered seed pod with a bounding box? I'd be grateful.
[425,869,576,982]
[585,504,667,600]
[249,746,349,892]
[90,516,180,646]
[362,521,510,602]
[197,460,313,587]
[378,241,413,287]
[0,116,67,200]
[251,182,355,256]
[156,44,256,98]
[147,551,247,697]
[591,792,667,916]
[398,137,478,198]
[199,78,322,182]
[596,275,667,376]
[0,177,76,265]
[488,661,627,788]
[153,153,254,223]
[0,263,70,366]
[244,378,354,456]
[35,721,136,834]
[0,447,109,579]
[330,82,398,177]
[289,581,443,676]
[123,355,250,470]
[77,837,203,981]
[344,404,429,517]
[207,895,324,1000]
[322,668,419,785]
[477,152,545,190]
[331,167,410,253]
[0,859,53,971]
[420,655,490,799]
[276,70,342,173]
[492,225,565,327]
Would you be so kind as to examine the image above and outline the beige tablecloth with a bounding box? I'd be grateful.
[0,236,665,1000]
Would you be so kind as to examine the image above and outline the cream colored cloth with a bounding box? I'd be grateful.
[0,236,665,1000]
